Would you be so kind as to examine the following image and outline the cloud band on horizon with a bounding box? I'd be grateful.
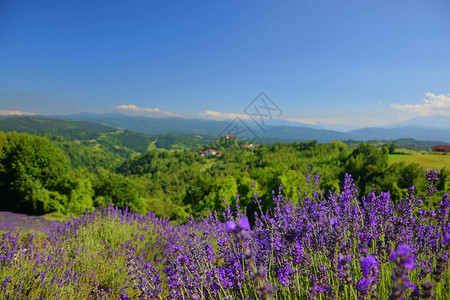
[115,104,181,117]
[0,110,36,116]
[198,110,252,121]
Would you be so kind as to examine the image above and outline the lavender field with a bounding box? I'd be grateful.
[0,212,60,233]
[0,170,449,299]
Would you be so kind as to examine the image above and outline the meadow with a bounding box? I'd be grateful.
[389,149,450,170]
[0,169,448,299]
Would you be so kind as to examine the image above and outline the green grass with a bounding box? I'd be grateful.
[42,211,71,222]
[389,149,450,169]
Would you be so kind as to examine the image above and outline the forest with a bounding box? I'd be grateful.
[0,121,448,221]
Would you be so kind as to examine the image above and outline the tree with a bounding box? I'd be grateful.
[93,169,147,213]
[343,144,388,194]
[65,168,95,214]
[389,141,397,154]
[0,132,71,214]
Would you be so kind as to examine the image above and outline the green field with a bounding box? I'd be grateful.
[389,149,450,169]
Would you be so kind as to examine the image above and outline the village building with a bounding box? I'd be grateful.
[431,145,450,153]
[198,149,222,157]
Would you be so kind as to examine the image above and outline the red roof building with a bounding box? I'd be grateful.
[198,149,222,157]
[432,145,450,153]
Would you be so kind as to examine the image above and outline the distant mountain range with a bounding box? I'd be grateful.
[395,115,450,129]
[50,112,450,144]
[1,113,450,144]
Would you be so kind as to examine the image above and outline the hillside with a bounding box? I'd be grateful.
[0,116,217,152]
[0,116,115,139]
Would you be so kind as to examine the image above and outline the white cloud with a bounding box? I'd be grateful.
[0,110,36,116]
[115,104,181,117]
[390,92,450,116]
[198,110,252,120]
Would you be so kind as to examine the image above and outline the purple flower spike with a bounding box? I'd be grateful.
[238,217,250,230]
[360,255,378,278]
[425,169,439,182]
[390,244,415,270]
[356,255,379,295]
[389,244,417,299]
[401,255,415,270]
[356,277,372,292]
[330,217,339,226]
[393,244,410,257]
[444,232,450,246]
[225,221,236,231]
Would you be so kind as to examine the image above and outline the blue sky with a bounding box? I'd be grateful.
[1,0,450,129]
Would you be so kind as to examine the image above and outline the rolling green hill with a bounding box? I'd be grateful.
[0,116,114,139]
[0,116,218,153]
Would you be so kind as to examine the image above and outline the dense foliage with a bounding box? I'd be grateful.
[0,131,448,220]
[0,132,72,214]
[0,170,448,299]
[0,132,141,215]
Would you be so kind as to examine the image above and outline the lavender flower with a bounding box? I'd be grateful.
[390,244,416,300]
[0,172,448,299]
[356,255,379,296]
[425,169,439,182]
[390,244,415,270]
